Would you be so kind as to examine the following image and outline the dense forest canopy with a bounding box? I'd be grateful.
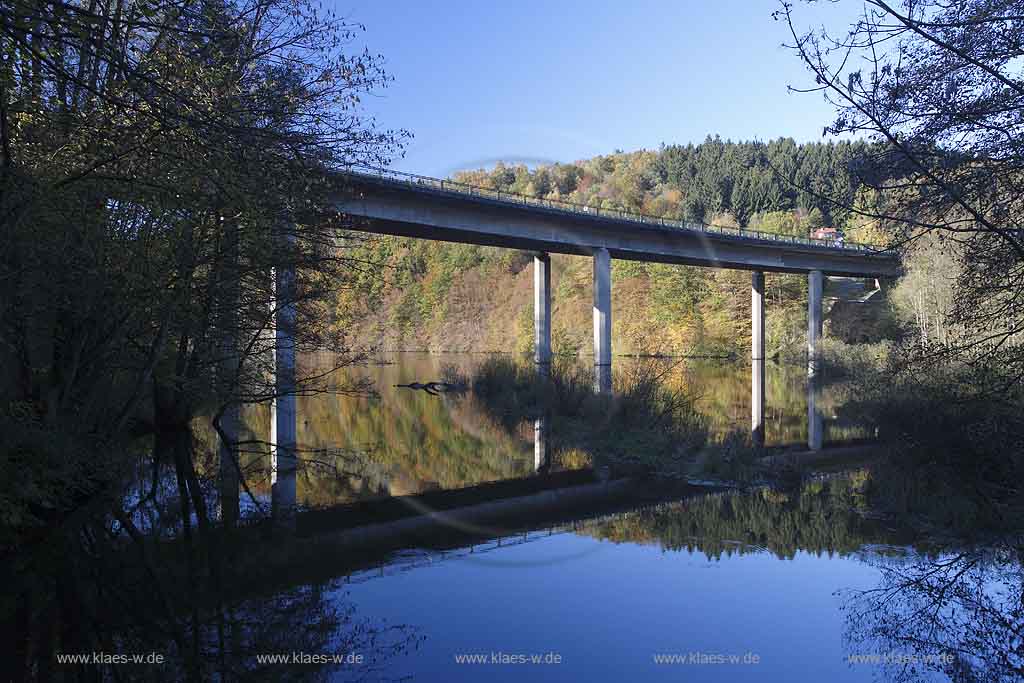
[452,136,887,236]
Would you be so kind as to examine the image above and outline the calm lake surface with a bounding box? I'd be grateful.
[232,352,869,509]
[333,528,889,682]
[220,354,1006,682]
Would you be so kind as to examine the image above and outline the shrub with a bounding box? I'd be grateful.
[837,349,1024,530]
[471,356,709,476]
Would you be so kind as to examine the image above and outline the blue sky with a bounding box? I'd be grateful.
[338,0,853,177]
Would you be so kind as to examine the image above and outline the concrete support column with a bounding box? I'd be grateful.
[593,248,612,393]
[534,253,551,376]
[807,269,824,450]
[271,243,297,529]
[533,254,553,472]
[752,272,765,361]
[751,271,765,447]
[807,269,823,375]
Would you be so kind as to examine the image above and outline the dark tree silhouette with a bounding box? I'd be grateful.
[842,541,1024,682]
[778,0,1024,384]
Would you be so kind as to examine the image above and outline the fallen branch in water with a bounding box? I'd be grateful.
[394,381,465,396]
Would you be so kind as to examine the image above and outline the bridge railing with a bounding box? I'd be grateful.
[346,165,888,253]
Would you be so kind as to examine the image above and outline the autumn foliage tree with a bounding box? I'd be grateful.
[1,0,405,678]
[780,0,1024,522]
[779,0,1024,384]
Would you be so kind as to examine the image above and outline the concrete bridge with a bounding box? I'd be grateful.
[248,166,900,528]
[332,168,898,435]
[334,169,899,277]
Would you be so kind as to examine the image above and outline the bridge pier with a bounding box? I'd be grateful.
[534,253,551,376]
[272,260,297,529]
[807,269,824,450]
[751,272,765,447]
[807,269,823,375]
[593,248,612,393]
[533,254,553,473]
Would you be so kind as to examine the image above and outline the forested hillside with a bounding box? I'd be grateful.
[454,136,883,229]
[335,137,894,356]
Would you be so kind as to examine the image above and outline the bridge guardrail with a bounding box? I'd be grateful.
[346,165,889,254]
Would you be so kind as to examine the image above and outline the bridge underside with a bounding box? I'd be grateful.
[349,214,897,277]
[333,181,900,278]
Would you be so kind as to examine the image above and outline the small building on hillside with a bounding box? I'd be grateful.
[810,226,844,244]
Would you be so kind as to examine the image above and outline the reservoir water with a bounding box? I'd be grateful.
[208,354,1010,682]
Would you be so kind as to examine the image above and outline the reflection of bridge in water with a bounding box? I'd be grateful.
[237,474,707,593]
[235,465,890,597]
[227,166,900,528]
[343,521,606,586]
[345,512,712,586]
[338,488,779,586]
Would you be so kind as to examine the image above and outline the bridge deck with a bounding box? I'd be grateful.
[333,168,900,278]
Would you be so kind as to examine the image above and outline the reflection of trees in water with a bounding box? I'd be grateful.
[217,582,422,682]
[7,434,420,682]
[68,579,419,681]
[284,358,532,505]
[671,360,868,445]
[186,354,537,516]
[191,356,533,510]
[301,390,531,500]
[583,468,1024,681]
[841,543,1024,683]
[222,355,874,511]
[583,471,904,559]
